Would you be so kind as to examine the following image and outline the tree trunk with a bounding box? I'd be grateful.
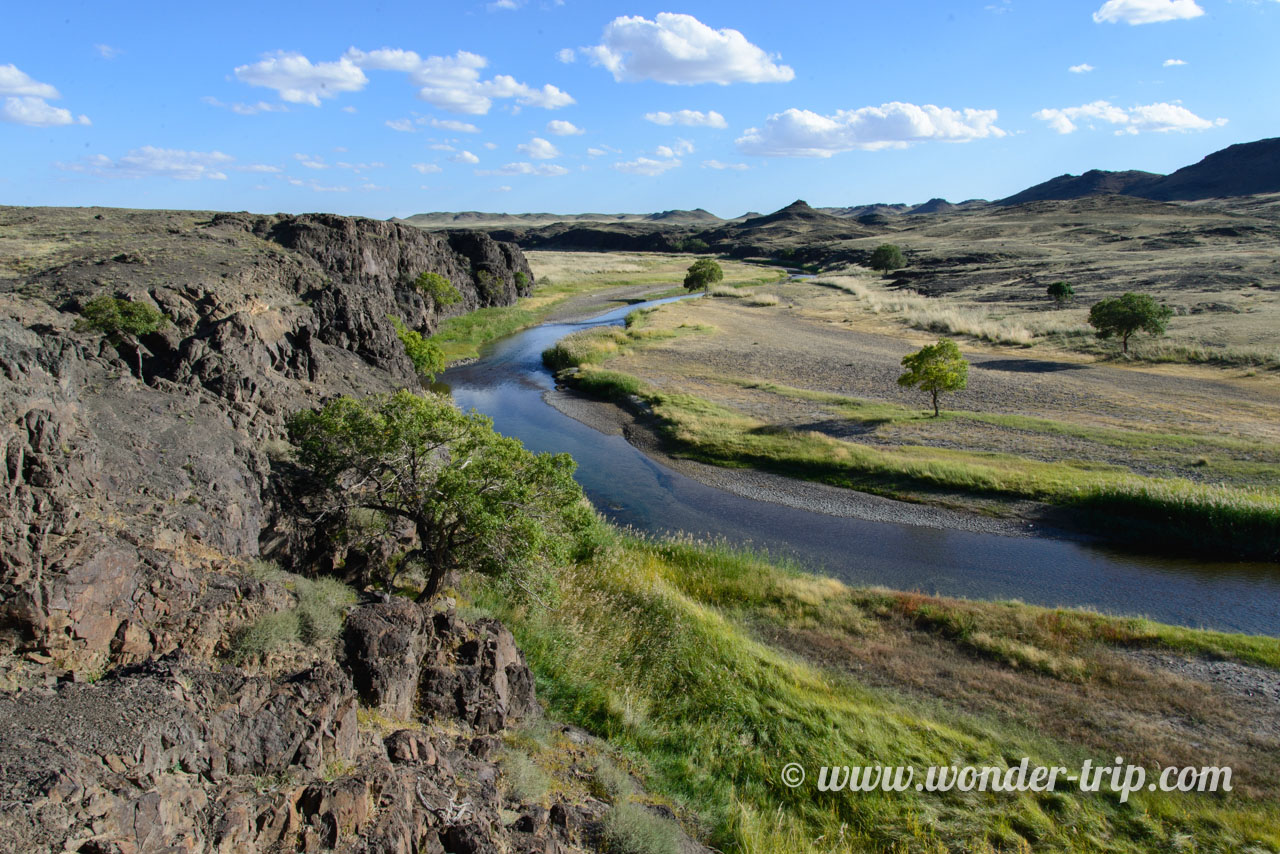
[932,390,939,418]
[1122,332,1130,354]
[415,563,448,604]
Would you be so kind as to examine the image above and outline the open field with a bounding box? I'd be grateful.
[430,250,783,360]
[543,265,1280,557]
[468,524,1280,853]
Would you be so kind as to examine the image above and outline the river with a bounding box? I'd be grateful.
[440,296,1280,636]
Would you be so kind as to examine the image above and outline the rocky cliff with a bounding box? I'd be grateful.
[0,207,700,853]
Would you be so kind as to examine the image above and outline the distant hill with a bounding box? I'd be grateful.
[996,170,1161,207]
[1141,137,1280,201]
[398,209,724,229]
[997,137,1280,206]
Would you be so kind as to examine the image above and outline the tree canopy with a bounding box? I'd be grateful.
[1088,293,1173,354]
[286,390,589,602]
[1046,281,1075,308]
[415,271,462,308]
[390,317,446,381]
[897,338,968,417]
[683,258,724,291]
[75,295,167,378]
[870,244,906,273]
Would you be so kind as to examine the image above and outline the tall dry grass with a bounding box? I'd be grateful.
[817,270,1087,346]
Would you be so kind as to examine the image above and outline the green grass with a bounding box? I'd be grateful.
[555,363,1280,558]
[470,525,1280,853]
[231,564,357,663]
[430,254,782,362]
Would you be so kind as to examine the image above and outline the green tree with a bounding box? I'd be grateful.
[390,316,445,381]
[1046,281,1075,308]
[897,338,969,417]
[869,244,906,274]
[415,272,462,308]
[683,258,724,291]
[287,390,588,603]
[1088,293,1173,354]
[75,295,167,379]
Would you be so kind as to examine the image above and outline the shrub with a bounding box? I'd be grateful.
[1047,281,1075,308]
[499,751,550,802]
[869,244,906,273]
[390,316,446,380]
[600,802,683,854]
[75,295,167,378]
[683,258,723,291]
[415,272,461,308]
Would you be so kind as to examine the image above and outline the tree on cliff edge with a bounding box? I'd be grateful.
[287,390,589,602]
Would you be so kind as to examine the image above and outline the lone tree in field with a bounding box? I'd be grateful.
[870,244,906,274]
[287,390,587,602]
[683,258,724,291]
[1088,292,1173,354]
[1046,281,1075,308]
[898,338,969,417]
[75,295,167,379]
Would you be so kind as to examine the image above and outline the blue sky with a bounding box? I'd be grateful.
[2,1,1276,218]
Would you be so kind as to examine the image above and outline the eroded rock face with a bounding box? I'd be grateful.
[0,208,533,666]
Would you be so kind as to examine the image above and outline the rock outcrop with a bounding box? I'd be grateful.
[0,207,532,667]
[0,608,661,854]
[0,206,706,853]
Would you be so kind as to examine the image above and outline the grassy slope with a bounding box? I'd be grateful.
[470,526,1280,853]
[544,304,1280,559]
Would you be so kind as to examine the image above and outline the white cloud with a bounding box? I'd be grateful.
[518,137,560,159]
[586,13,794,85]
[203,96,288,115]
[451,150,480,164]
[1092,0,1204,25]
[430,117,480,132]
[411,162,442,174]
[0,65,88,127]
[0,64,60,98]
[287,177,349,192]
[59,146,233,180]
[342,105,358,113]
[1164,58,1188,66]
[546,119,584,135]
[702,159,749,170]
[737,102,1005,157]
[235,164,281,173]
[1033,100,1225,134]
[613,157,682,176]
[489,0,522,9]
[343,47,573,115]
[586,147,607,157]
[477,162,570,176]
[386,118,416,132]
[234,52,368,106]
[644,109,728,128]
[483,141,499,150]
[2,96,89,127]
[654,139,694,158]
[1069,63,1095,73]
[94,44,122,60]
[556,48,576,64]
[428,143,456,151]
[295,153,329,169]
